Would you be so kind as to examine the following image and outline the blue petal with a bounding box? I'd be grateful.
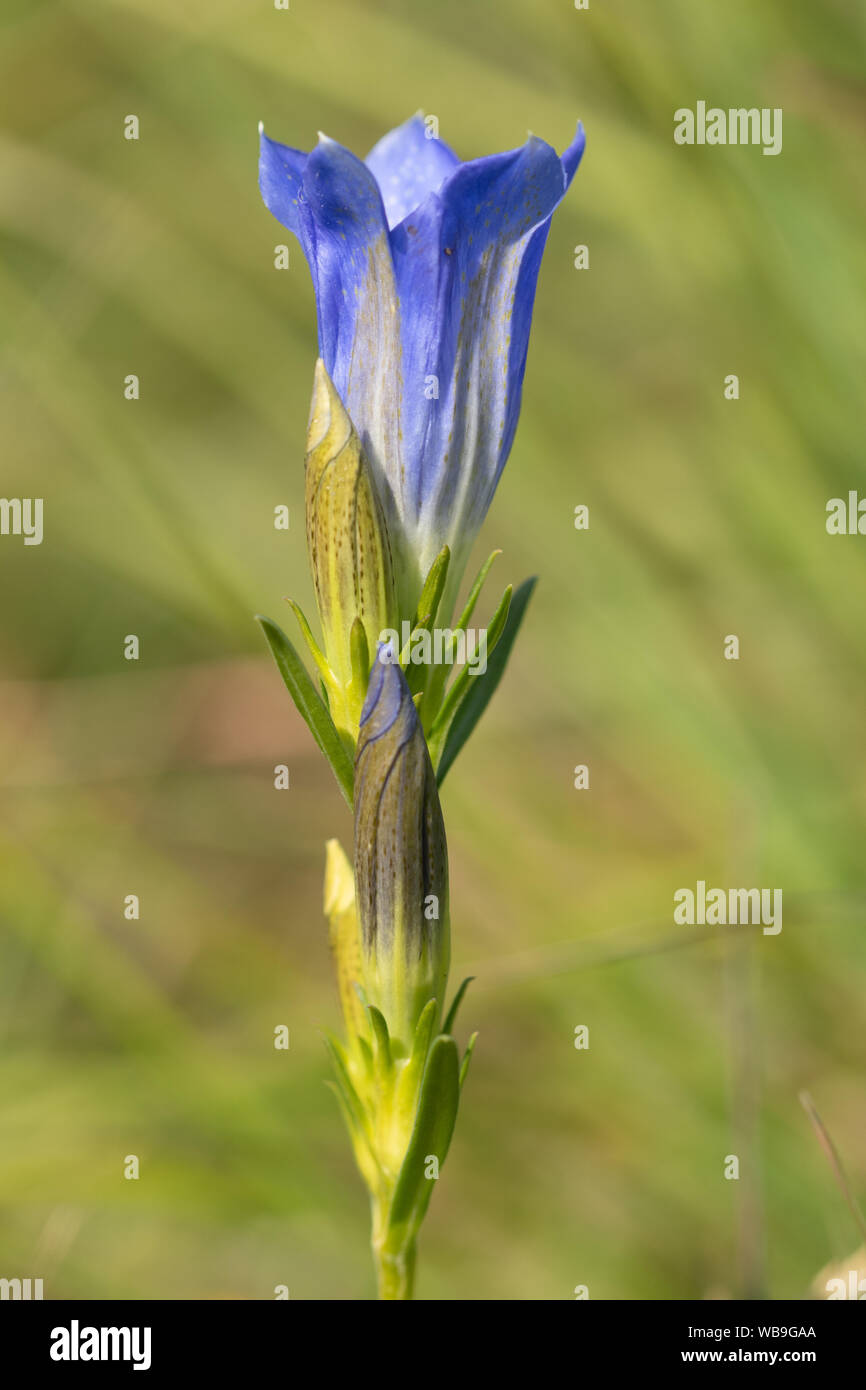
[358,644,405,742]
[561,121,587,183]
[297,137,395,390]
[388,125,586,580]
[262,133,405,522]
[258,128,308,238]
[365,113,460,230]
[259,120,586,614]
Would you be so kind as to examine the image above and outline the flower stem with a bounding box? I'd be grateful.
[373,1239,416,1300]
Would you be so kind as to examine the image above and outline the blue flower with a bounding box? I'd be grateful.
[259,112,585,615]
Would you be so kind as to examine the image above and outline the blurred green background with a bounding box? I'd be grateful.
[1,0,865,1300]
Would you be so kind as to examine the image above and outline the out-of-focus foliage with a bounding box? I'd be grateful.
[0,0,864,1299]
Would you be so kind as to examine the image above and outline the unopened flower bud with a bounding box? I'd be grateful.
[353,652,449,1048]
[306,360,397,739]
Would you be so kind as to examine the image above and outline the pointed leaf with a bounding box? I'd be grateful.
[285,597,333,687]
[356,1035,374,1079]
[399,545,451,666]
[366,1004,393,1076]
[451,549,501,641]
[414,545,451,630]
[324,1081,381,1190]
[257,615,354,807]
[387,1034,460,1243]
[394,997,438,1130]
[435,577,537,784]
[459,1032,478,1089]
[442,976,474,1036]
[322,1034,365,1128]
[420,550,501,725]
[427,583,512,765]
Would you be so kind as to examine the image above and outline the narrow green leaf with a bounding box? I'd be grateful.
[394,997,438,1130]
[322,1033,372,1148]
[399,545,451,666]
[442,976,474,1036]
[451,549,501,640]
[285,597,333,687]
[412,997,439,1055]
[366,1004,393,1076]
[387,1034,460,1242]
[256,615,354,807]
[420,550,501,725]
[324,1081,381,1189]
[427,583,512,766]
[352,980,371,1012]
[459,1032,478,1089]
[356,1035,374,1080]
[435,576,537,785]
[414,544,451,629]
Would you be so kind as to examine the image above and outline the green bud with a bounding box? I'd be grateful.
[306,360,397,741]
[323,838,366,1046]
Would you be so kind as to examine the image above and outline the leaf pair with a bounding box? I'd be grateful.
[258,575,538,804]
[324,986,477,1258]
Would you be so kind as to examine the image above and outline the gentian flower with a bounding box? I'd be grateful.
[256,110,580,1301]
[259,112,585,617]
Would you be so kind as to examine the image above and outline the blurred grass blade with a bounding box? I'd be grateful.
[800,1090,866,1243]
[256,614,354,807]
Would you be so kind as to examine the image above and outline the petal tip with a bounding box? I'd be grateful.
[562,121,587,183]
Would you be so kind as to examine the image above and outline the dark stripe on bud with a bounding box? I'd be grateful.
[353,652,449,1046]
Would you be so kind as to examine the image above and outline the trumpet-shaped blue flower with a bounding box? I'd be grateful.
[259,113,585,614]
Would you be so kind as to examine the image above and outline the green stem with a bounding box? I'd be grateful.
[371,1192,416,1299]
[373,1238,416,1300]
